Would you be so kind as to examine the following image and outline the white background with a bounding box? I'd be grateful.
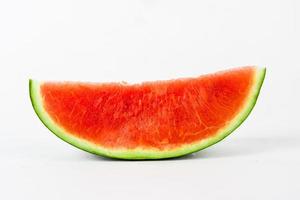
[0,0,299,199]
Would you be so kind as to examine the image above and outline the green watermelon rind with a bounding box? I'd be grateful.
[29,67,266,160]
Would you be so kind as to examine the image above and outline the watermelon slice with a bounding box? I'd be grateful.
[30,66,266,159]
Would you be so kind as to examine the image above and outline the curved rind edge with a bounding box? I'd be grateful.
[29,67,266,160]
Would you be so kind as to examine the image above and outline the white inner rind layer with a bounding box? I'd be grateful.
[29,67,266,160]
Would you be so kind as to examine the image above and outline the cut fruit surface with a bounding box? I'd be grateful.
[30,66,266,159]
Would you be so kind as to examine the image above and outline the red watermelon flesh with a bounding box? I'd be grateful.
[30,66,265,159]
